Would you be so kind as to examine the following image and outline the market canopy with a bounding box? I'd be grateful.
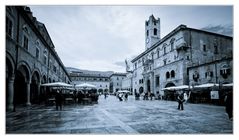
[162,85,191,91]
[41,82,72,87]
[75,83,97,89]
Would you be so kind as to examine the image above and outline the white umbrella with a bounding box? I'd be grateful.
[75,83,97,89]
[194,83,219,88]
[41,82,72,87]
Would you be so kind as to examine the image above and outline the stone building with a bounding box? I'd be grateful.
[6,6,71,111]
[131,15,233,100]
[121,72,133,93]
[68,69,111,94]
[109,73,127,93]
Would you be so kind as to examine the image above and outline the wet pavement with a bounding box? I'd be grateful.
[6,95,232,134]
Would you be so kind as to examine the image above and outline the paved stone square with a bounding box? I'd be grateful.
[6,95,232,134]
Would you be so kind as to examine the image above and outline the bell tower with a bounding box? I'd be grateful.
[145,15,161,50]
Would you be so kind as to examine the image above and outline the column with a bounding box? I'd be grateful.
[7,76,14,111]
[143,77,147,93]
[151,73,154,94]
[26,81,31,106]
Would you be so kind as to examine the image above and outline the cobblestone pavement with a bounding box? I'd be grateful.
[6,95,233,134]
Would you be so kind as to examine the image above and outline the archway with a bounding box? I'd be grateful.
[30,71,40,104]
[40,75,47,104]
[164,82,176,101]
[139,86,144,94]
[6,57,15,111]
[14,65,30,105]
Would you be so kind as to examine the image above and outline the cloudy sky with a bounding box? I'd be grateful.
[29,5,232,72]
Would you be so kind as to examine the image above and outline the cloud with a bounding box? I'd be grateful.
[201,24,232,36]
[29,6,232,73]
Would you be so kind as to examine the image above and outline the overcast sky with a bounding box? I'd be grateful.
[29,5,232,72]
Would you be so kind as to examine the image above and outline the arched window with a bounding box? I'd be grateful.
[151,52,154,60]
[166,72,170,79]
[154,28,157,35]
[171,70,175,78]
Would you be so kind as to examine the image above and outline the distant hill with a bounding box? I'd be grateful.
[66,67,114,77]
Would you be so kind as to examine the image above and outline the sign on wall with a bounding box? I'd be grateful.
[210,90,219,99]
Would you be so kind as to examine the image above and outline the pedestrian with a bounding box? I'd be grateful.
[225,91,233,121]
[183,91,188,104]
[55,90,63,111]
[177,91,185,110]
[124,93,128,101]
[150,93,154,100]
[118,93,123,101]
[104,92,107,99]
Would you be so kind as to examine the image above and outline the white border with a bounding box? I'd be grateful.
[1,1,238,140]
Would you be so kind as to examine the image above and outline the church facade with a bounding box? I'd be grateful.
[131,15,233,99]
[6,6,71,111]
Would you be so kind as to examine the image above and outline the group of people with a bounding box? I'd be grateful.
[176,90,233,121]
[52,89,99,111]
[117,93,128,101]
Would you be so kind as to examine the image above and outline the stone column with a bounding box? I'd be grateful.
[26,81,31,106]
[143,77,147,93]
[7,76,15,111]
[151,73,154,94]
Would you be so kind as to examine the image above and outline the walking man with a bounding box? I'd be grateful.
[177,91,185,110]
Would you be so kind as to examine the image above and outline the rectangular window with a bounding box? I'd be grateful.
[43,55,47,65]
[6,17,13,37]
[154,28,157,35]
[36,47,40,59]
[157,50,159,58]
[53,66,57,73]
[214,45,218,54]
[156,76,159,87]
[146,30,149,36]
[203,44,206,52]
[23,35,28,50]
